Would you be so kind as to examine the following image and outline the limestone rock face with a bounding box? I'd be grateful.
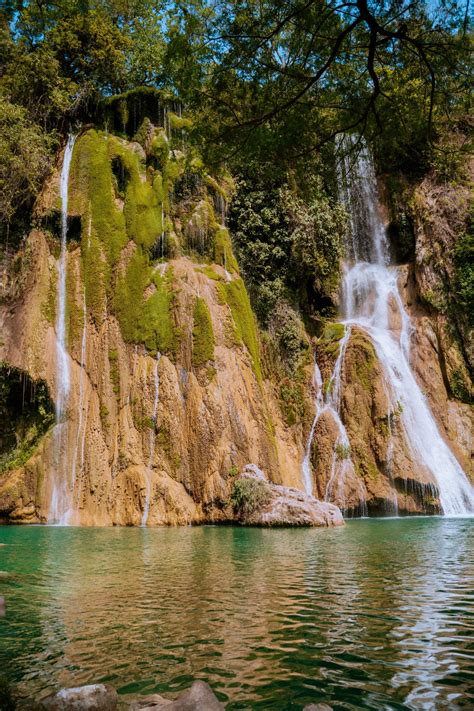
[0,131,471,524]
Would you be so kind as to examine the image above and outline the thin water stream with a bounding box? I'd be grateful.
[50,135,76,523]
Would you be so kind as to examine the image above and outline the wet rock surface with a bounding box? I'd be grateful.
[39,684,118,710]
[38,682,224,711]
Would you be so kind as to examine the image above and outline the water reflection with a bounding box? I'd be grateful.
[0,520,473,709]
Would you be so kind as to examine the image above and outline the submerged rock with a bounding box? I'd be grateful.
[39,684,118,710]
[0,595,5,616]
[234,466,344,527]
[129,681,224,710]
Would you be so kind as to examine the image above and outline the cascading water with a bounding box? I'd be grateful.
[50,135,76,523]
[336,136,474,516]
[302,328,367,515]
[141,353,161,526]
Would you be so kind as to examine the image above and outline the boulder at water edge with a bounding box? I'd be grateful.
[234,466,344,527]
[39,684,118,710]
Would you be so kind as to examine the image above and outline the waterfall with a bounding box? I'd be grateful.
[55,135,76,423]
[337,136,474,516]
[303,329,367,515]
[50,135,75,523]
[141,353,161,526]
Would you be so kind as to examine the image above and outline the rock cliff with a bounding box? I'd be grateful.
[0,124,471,523]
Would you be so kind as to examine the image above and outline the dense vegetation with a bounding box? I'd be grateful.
[0,0,472,388]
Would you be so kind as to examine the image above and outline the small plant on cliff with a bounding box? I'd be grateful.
[230,477,271,517]
[335,443,351,460]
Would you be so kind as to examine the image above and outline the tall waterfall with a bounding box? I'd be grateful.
[55,135,75,423]
[336,137,474,516]
[141,353,161,526]
[50,135,75,523]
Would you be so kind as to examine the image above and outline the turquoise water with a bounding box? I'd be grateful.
[0,519,473,709]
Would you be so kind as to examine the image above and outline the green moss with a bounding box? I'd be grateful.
[322,322,345,342]
[109,349,120,398]
[169,112,193,131]
[133,117,153,148]
[279,377,305,426]
[114,249,178,356]
[335,442,351,460]
[99,403,109,431]
[81,216,107,323]
[347,333,377,392]
[69,130,127,267]
[192,297,215,367]
[150,129,169,163]
[449,369,473,403]
[220,278,262,381]
[144,271,178,355]
[213,227,239,272]
[195,266,223,281]
[109,138,162,249]
[65,258,83,346]
[41,267,57,324]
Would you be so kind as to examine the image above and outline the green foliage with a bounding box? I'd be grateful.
[282,180,347,298]
[228,175,292,325]
[452,230,474,329]
[0,97,53,227]
[192,297,215,367]
[0,365,54,474]
[230,477,271,517]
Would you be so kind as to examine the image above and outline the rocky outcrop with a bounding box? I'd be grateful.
[233,465,343,526]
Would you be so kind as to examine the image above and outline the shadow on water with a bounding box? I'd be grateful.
[0,519,473,709]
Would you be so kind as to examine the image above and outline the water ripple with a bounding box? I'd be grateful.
[0,519,473,709]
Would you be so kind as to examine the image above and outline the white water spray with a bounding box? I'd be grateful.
[337,136,473,516]
[141,353,161,526]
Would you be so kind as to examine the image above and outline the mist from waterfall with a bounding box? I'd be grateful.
[336,136,473,516]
